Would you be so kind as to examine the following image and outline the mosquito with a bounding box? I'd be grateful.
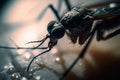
[25,0,120,80]
[1,0,120,80]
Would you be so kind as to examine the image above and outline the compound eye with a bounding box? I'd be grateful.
[47,21,56,33]
[51,26,65,39]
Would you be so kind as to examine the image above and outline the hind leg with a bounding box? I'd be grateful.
[96,20,120,41]
[97,29,120,41]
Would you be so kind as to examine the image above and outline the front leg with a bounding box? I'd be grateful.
[36,0,72,21]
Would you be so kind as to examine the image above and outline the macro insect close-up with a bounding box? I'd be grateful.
[0,0,120,80]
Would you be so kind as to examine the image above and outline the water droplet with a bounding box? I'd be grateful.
[11,73,20,79]
[23,52,31,59]
[55,57,60,62]
[35,76,41,80]
[109,3,117,8]
[16,75,19,78]
[21,77,27,80]
[29,72,33,76]
[12,74,15,77]
[30,69,34,72]
[55,57,63,64]
[79,63,82,66]
[4,65,9,69]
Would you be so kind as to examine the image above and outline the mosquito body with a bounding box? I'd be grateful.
[36,3,120,48]
[49,3,120,45]
[26,1,120,80]
[31,3,120,50]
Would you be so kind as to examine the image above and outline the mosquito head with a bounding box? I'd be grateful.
[47,21,65,39]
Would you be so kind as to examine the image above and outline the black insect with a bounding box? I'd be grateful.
[25,1,120,79]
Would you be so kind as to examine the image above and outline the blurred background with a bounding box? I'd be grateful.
[0,0,120,80]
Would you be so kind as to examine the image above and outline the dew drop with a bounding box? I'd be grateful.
[21,77,27,80]
[109,3,117,8]
[55,57,60,62]
[4,65,9,69]
[35,76,41,80]
[11,74,15,77]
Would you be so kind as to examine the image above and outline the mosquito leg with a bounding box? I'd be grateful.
[59,26,97,80]
[37,3,61,21]
[71,34,78,43]
[37,0,71,21]
[78,31,90,45]
[96,29,104,41]
[64,0,72,11]
[100,29,120,40]
[57,0,72,12]
[96,20,120,41]
[92,20,104,41]
[27,48,51,72]
[36,4,60,21]
[57,0,63,13]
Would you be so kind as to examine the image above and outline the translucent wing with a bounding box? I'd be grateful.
[91,3,120,20]
[84,0,120,9]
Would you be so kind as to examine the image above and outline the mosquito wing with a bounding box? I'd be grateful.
[90,3,120,20]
